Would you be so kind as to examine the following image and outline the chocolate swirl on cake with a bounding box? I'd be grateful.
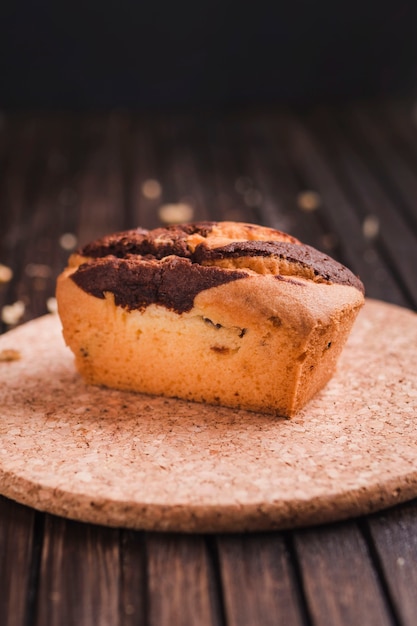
[71,222,364,313]
[71,257,247,313]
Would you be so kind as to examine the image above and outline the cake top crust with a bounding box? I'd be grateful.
[69,221,364,313]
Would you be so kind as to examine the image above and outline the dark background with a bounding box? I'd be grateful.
[1,0,416,110]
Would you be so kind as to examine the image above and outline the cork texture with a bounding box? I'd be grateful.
[0,299,416,532]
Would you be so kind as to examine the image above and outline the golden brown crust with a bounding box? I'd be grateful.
[56,221,365,416]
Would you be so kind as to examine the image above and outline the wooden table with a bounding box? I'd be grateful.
[1,100,417,625]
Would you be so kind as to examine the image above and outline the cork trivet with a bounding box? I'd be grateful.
[0,299,417,532]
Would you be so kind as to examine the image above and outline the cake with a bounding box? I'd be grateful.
[56,221,365,416]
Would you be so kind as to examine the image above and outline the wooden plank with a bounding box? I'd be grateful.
[272,112,369,264]
[239,112,335,246]
[146,533,221,626]
[0,117,41,332]
[367,501,417,626]
[273,111,407,304]
[75,113,128,246]
[35,515,120,626]
[346,104,417,232]
[129,112,215,230]
[376,102,417,168]
[216,533,305,626]
[0,114,86,328]
[303,108,412,308]
[293,522,395,626]
[120,530,146,626]
[320,106,417,308]
[162,116,214,222]
[126,117,163,229]
[130,114,214,227]
[0,496,36,626]
[10,115,82,323]
[207,114,261,223]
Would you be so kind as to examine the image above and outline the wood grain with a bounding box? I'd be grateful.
[120,530,147,626]
[317,106,417,308]
[146,534,221,626]
[293,522,393,626]
[237,114,325,245]
[301,108,411,307]
[76,114,127,245]
[35,516,120,626]
[367,501,417,626]
[275,112,385,286]
[216,534,305,626]
[347,105,417,233]
[0,497,36,626]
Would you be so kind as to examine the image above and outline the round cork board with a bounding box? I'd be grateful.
[0,299,417,533]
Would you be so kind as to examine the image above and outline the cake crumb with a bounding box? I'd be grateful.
[362,215,380,239]
[297,190,321,211]
[0,264,13,283]
[1,301,25,325]
[142,179,162,199]
[0,349,21,362]
[159,202,194,224]
[59,233,78,251]
[47,297,58,314]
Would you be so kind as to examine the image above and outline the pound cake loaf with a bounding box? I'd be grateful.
[56,221,365,416]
